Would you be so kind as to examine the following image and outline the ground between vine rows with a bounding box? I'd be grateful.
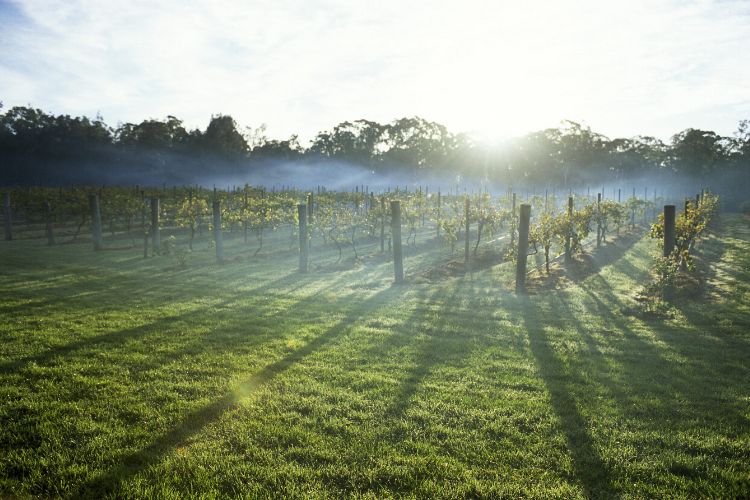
[0,214,748,498]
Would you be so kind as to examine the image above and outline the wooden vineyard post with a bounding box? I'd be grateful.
[664,205,676,257]
[464,196,470,267]
[307,193,314,224]
[631,187,636,229]
[511,192,517,247]
[151,197,160,255]
[45,201,54,246]
[515,204,531,294]
[565,196,573,263]
[596,192,602,248]
[90,193,103,251]
[391,200,404,284]
[213,200,224,264]
[298,204,308,272]
[380,196,386,252]
[3,192,12,241]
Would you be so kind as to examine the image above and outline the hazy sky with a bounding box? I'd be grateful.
[1,0,749,144]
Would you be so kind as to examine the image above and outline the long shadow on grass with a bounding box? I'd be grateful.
[381,285,468,425]
[564,230,644,282]
[571,270,750,489]
[75,285,402,498]
[0,299,253,375]
[0,268,365,375]
[327,281,482,494]
[551,287,694,433]
[568,268,750,481]
[519,296,618,499]
[670,226,750,336]
[0,227,327,316]
[0,256,310,317]
[581,273,749,421]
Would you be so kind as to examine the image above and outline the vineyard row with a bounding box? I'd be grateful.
[1,185,715,291]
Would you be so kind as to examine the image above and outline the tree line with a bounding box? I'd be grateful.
[1,101,748,196]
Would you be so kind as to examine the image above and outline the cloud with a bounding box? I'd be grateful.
[1,0,749,143]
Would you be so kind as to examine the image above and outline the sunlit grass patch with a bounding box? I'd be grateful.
[0,215,748,498]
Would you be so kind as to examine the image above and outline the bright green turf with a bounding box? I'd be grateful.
[0,215,748,498]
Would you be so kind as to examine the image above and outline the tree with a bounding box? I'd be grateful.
[667,128,729,176]
[309,119,386,167]
[731,120,750,171]
[0,106,114,183]
[553,121,610,186]
[250,135,303,161]
[505,129,560,185]
[116,116,188,150]
[202,114,248,158]
[381,117,457,173]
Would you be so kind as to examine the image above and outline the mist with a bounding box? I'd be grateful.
[2,147,746,210]
[1,104,747,210]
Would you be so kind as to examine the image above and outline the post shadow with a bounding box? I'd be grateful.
[75,286,400,497]
[518,296,618,498]
[0,266,365,376]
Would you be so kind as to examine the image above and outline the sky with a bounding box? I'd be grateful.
[1,0,750,145]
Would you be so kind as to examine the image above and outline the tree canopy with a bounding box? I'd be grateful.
[0,102,748,195]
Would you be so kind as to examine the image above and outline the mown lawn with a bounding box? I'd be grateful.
[1,214,748,498]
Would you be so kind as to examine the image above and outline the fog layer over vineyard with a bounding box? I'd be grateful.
[6,151,743,208]
[1,105,748,207]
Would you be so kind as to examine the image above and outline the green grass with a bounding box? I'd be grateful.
[1,215,749,498]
